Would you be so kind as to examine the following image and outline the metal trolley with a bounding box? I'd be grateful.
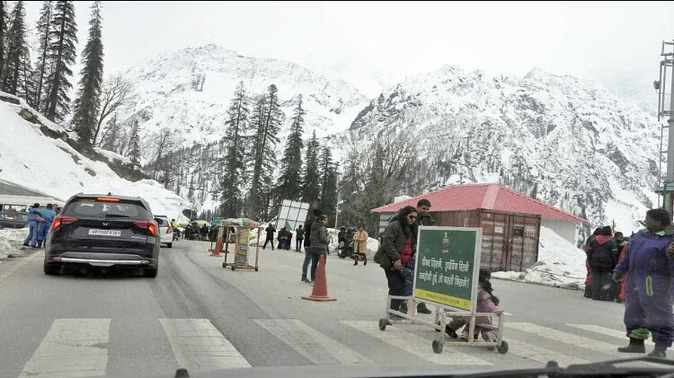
[378,296,508,355]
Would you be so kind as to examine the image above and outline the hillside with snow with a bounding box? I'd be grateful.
[333,66,660,234]
[0,92,190,220]
[115,44,368,164]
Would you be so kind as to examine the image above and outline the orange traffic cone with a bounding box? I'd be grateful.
[210,236,223,257]
[302,255,336,302]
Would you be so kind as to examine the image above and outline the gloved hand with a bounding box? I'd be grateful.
[610,271,624,283]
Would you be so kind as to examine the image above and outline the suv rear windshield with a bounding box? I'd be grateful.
[63,198,150,219]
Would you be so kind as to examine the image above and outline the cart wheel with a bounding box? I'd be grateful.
[254,267,259,271]
[222,262,227,268]
[378,318,388,331]
[498,340,509,354]
[231,266,236,271]
[432,339,443,354]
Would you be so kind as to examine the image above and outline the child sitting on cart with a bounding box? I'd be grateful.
[445,268,503,342]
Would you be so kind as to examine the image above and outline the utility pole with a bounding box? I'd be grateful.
[655,41,674,214]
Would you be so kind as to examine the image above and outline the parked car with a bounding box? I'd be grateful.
[154,215,173,248]
[43,194,160,277]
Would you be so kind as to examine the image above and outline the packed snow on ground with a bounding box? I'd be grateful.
[0,93,190,222]
[492,226,587,288]
[0,228,29,260]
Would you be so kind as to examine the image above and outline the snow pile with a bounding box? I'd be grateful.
[0,228,29,260]
[0,93,190,221]
[492,226,587,288]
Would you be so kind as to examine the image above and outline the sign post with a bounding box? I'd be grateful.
[413,226,481,313]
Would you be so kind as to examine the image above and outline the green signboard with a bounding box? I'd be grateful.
[413,226,481,312]
[212,216,223,224]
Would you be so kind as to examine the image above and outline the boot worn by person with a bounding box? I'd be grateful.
[363,256,367,265]
[417,302,432,314]
[618,338,646,353]
[648,346,667,358]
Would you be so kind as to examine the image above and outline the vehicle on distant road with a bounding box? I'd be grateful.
[43,194,160,277]
[154,215,173,248]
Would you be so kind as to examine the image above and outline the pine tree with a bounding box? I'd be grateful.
[44,0,77,122]
[220,82,250,218]
[301,130,321,206]
[276,95,305,203]
[318,146,338,226]
[72,1,103,145]
[0,0,7,82]
[247,84,282,219]
[1,1,30,98]
[33,0,53,112]
[128,119,141,165]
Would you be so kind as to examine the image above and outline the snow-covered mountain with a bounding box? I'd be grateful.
[334,66,661,233]
[0,92,190,220]
[117,44,368,164]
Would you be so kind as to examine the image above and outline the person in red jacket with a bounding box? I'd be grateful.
[584,227,602,298]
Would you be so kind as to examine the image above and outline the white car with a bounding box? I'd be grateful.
[154,215,173,248]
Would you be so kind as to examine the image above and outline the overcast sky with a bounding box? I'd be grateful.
[23,1,674,97]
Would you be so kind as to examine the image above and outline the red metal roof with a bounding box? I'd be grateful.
[371,183,585,223]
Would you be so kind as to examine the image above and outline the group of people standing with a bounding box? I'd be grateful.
[262,224,304,251]
[23,203,58,248]
[583,226,629,302]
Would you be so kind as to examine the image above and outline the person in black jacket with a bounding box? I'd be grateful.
[374,206,419,318]
[587,226,620,301]
[295,225,304,252]
[414,199,435,314]
[263,224,276,250]
[301,209,322,283]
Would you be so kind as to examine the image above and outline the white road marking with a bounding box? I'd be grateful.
[255,319,371,365]
[342,320,492,365]
[159,318,250,371]
[19,318,110,378]
[567,324,654,346]
[506,338,587,366]
[507,322,620,354]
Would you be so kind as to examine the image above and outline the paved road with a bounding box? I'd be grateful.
[0,240,652,377]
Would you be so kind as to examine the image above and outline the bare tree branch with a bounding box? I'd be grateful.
[93,75,134,146]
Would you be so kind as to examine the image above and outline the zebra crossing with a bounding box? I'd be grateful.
[11,317,639,377]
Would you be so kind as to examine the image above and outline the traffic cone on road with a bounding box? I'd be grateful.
[210,235,223,257]
[302,255,336,302]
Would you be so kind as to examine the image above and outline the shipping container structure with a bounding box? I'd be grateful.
[372,183,585,272]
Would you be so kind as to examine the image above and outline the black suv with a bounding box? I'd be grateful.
[43,194,160,277]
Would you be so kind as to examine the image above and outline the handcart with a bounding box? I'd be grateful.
[377,226,508,354]
[217,218,261,271]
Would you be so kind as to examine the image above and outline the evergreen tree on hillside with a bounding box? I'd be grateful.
[99,113,118,152]
[33,0,53,112]
[301,130,321,206]
[276,95,305,202]
[247,84,282,219]
[220,82,250,218]
[1,1,32,99]
[128,119,141,165]
[44,0,77,122]
[72,1,103,144]
[318,146,338,226]
[0,1,8,82]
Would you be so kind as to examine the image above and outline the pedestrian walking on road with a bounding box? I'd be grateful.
[613,209,674,358]
[353,225,368,266]
[584,227,602,299]
[23,203,40,247]
[263,224,276,250]
[309,214,330,282]
[587,226,619,301]
[301,209,322,283]
[295,225,304,252]
[374,205,418,318]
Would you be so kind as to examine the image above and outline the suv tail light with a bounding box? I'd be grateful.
[52,215,77,230]
[133,220,158,236]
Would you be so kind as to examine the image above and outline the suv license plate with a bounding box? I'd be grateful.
[89,229,122,237]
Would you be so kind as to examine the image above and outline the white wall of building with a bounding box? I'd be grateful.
[541,219,578,245]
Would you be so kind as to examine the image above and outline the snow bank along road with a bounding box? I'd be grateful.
[0,241,636,378]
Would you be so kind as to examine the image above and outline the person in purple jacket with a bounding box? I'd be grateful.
[612,208,674,358]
